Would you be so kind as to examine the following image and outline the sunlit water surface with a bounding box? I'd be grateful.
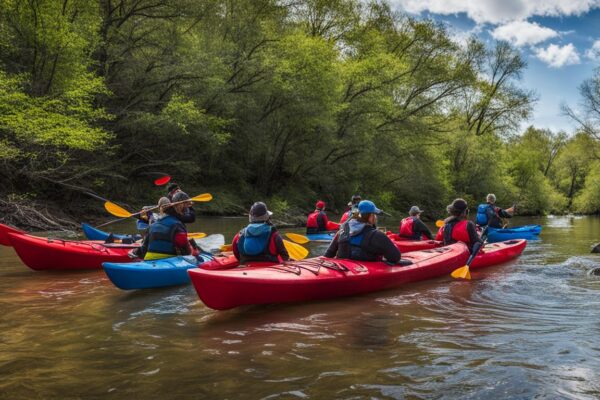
[1,216,599,399]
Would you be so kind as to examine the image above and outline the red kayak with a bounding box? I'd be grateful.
[7,232,139,271]
[189,243,470,310]
[0,223,23,246]
[471,239,527,269]
[386,233,441,253]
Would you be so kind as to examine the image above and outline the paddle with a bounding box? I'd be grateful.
[450,227,488,280]
[435,220,445,228]
[104,193,213,219]
[285,233,310,244]
[218,239,309,261]
[154,175,171,186]
[188,232,207,239]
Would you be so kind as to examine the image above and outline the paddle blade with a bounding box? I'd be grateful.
[220,244,233,252]
[104,201,132,218]
[283,239,309,260]
[191,193,213,202]
[154,175,171,186]
[188,232,207,239]
[435,220,445,228]
[451,265,471,280]
[285,233,310,244]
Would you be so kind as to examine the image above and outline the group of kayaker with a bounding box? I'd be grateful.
[302,194,515,264]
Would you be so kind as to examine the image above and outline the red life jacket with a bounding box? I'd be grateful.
[306,211,324,229]
[399,217,427,240]
[435,220,470,244]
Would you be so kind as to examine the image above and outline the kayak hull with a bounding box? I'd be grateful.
[0,223,23,246]
[471,239,527,269]
[81,223,141,242]
[189,243,470,310]
[486,225,541,243]
[306,232,336,242]
[7,232,136,271]
[103,254,214,290]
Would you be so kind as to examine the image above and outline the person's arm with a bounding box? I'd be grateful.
[232,233,240,261]
[272,232,289,261]
[497,207,512,219]
[372,231,401,263]
[435,226,444,241]
[173,226,191,255]
[414,219,434,240]
[467,222,483,252]
[324,232,340,258]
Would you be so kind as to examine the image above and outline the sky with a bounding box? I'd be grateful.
[389,0,600,133]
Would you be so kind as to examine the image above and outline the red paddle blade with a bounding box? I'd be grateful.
[154,176,171,186]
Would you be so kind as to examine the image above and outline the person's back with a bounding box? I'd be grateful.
[436,198,482,253]
[399,206,433,240]
[325,200,400,263]
[306,200,330,234]
[233,202,289,264]
[476,194,513,229]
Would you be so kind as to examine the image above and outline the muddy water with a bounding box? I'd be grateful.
[0,216,599,399]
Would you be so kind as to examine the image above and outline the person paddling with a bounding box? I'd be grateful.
[339,194,362,224]
[325,200,401,263]
[435,198,483,253]
[232,202,289,264]
[134,197,196,260]
[306,200,331,234]
[171,191,196,224]
[166,182,180,200]
[398,206,434,240]
[476,193,514,229]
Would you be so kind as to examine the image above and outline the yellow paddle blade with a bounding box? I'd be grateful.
[435,220,445,228]
[285,232,310,244]
[104,201,133,218]
[191,193,213,202]
[283,239,309,261]
[451,265,471,280]
[188,232,207,239]
[220,244,233,252]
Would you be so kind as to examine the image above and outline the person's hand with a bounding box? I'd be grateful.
[506,206,515,215]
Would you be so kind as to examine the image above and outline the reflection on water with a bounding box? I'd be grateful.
[0,216,600,398]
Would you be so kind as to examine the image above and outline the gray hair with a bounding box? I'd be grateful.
[486,193,496,203]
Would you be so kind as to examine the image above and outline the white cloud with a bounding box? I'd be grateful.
[491,20,558,46]
[535,43,581,68]
[585,39,600,59]
[392,0,600,24]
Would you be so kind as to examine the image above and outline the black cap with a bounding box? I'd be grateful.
[447,198,468,215]
[172,191,190,202]
[249,202,273,222]
[351,194,362,203]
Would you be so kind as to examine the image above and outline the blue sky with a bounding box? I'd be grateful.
[390,1,600,133]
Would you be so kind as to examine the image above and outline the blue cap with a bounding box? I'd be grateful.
[358,200,382,215]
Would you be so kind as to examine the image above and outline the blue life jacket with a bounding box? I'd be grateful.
[237,223,278,263]
[337,220,377,261]
[146,215,185,256]
[476,204,496,226]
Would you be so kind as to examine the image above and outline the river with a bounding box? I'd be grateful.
[0,215,599,399]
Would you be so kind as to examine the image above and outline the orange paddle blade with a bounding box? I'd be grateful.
[188,232,207,239]
[451,265,471,280]
[104,201,132,218]
[285,233,310,244]
[220,244,233,252]
[191,193,213,202]
[283,239,309,260]
[435,220,445,228]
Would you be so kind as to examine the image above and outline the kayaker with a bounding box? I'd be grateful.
[166,182,180,200]
[339,194,362,224]
[171,191,196,224]
[399,206,434,240]
[232,202,289,263]
[435,198,483,253]
[325,200,401,263]
[476,193,514,229]
[306,200,331,234]
[133,197,196,260]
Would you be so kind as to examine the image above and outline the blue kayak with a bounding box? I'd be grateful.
[486,224,542,243]
[306,231,336,242]
[103,253,213,290]
[82,223,142,242]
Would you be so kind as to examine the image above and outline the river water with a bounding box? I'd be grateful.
[1,215,599,399]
